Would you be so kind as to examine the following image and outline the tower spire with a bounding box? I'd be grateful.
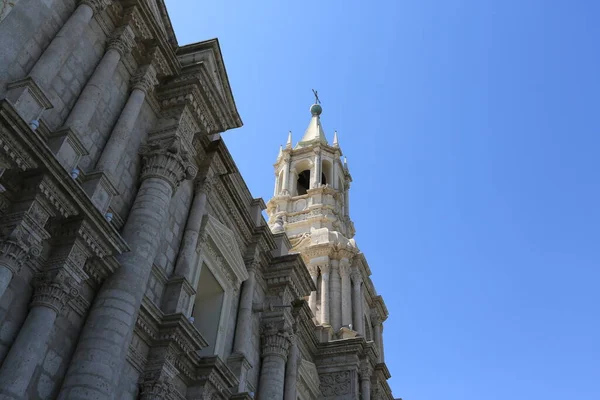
[296,90,328,148]
[286,131,292,149]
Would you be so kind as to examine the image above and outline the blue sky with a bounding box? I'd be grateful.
[164,1,600,399]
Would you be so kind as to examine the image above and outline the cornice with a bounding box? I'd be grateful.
[267,253,314,300]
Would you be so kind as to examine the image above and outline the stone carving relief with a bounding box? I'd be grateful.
[319,370,352,397]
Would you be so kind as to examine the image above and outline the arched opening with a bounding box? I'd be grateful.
[322,160,333,187]
[297,169,310,195]
[192,265,224,356]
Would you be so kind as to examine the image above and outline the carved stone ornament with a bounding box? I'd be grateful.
[307,264,319,277]
[31,270,80,313]
[139,137,198,192]
[139,376,179,400]
[261,323,291,361]
[107,25,136,57]
[132,64,159,94]
[195,175,215,196]
[360,363,373,381]
[79,0,112,14]
[319,371,352,397]
[0,222,43,274]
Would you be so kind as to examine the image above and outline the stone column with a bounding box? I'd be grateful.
[312,149,322,188]
[331,156,339,189]
[359,363,372,400]
[320,263,330,325]
[281,155,290,195]
[352,270,363,335]
[373,317,384,363]
[174,175,213,283]
[28,0,111,92]
[344,181,350,217]
[61,25,135,135]
[339,261,352,328]
[232,261,258,355]
[94,64,158,177]
[330,259,341,331]
[288,169,297,196]
[57,137,196,400]
[283,334,299,400]
[307,264,318,319]
[258,324,291,400]
[0,242,87,399]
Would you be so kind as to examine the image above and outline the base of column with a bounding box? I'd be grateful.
[47,127,88,172]
[80,170,119,214]
[227,352,253,394]
[160,275,195,315]
[336,326,358,340]
[3,78,53,124]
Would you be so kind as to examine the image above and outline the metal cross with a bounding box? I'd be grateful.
[312,89,321,104]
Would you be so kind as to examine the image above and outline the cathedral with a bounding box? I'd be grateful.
[0,1,397,399]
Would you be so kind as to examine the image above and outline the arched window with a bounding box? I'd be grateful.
[297,169,310,195]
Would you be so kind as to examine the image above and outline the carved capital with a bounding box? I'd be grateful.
[139,376,178,400]
[351,269,363,284]
[194,175,215,196]
[246,259,260,274]
[320,263,331,275]
[359,362,373,381]
[108,25,135,57]
[307,264,319,277]
[79,0,112,14]
[261,323,291,361]
[371,314,383,326]
[31,270,80,313]
[139,137,197,192]
[338,262,351,277]
[132,64,158,94]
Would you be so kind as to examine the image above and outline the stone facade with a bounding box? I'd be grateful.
[0,1,397,399]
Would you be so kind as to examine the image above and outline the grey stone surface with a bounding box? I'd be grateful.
[0,1,396,399]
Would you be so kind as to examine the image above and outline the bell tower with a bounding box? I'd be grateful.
[267,99,361,335]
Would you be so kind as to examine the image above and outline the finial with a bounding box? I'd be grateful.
[286,131,292,148]
[344,156,348,170]
[277,145,283,159]
[333,130,339,147]
[310,89,322,116]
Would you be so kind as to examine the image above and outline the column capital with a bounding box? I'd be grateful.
[246,259,261,273]
[139,376,178,400]
[107,25,136,57]
[351,269,363,284]
[339,261,351,277]
[139,137,197,192]
[320,263,331,275]
[359,362,373,381]
[194,175,216,195]
[371,314,383,326]
[31,270,80,313]
[79,0,112,14]
[261,323,291,361]
[132,64,158,94]
[307,264,319,277]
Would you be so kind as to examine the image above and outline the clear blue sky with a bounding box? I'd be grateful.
[164,1,600,399]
